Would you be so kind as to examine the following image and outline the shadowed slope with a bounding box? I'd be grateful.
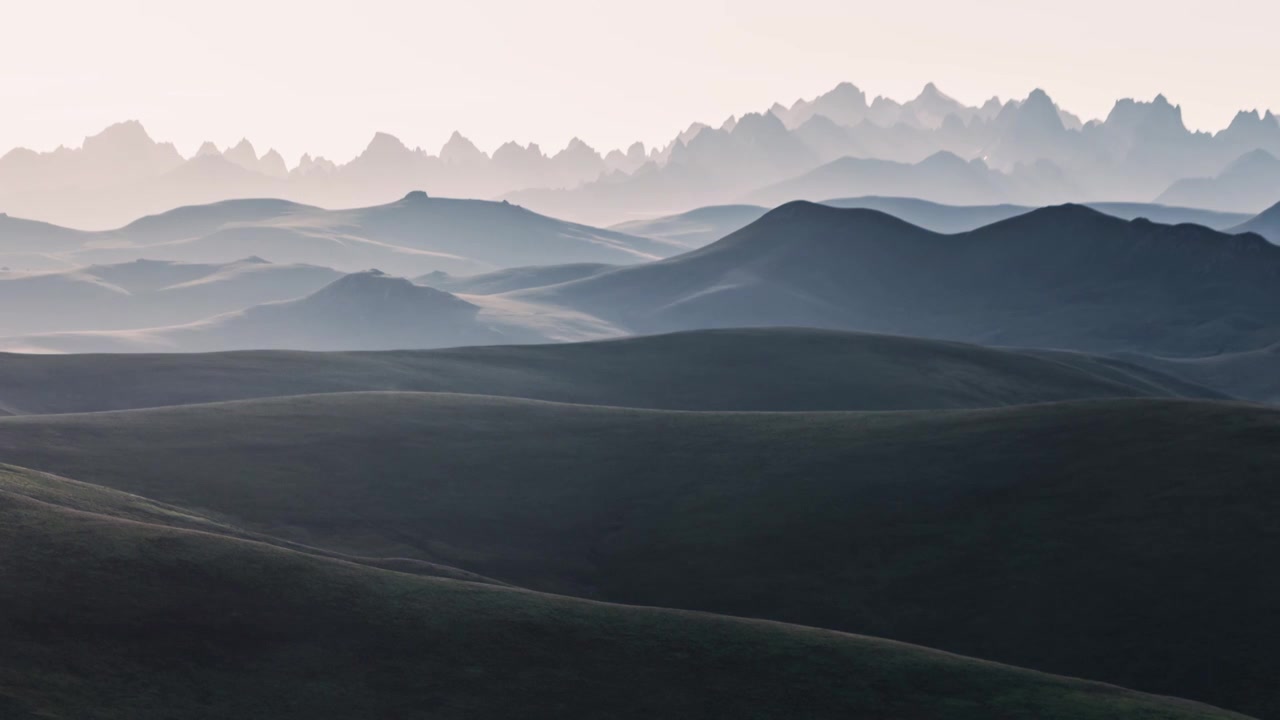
[609,199,1250,248]
[0,464,1243,720]
[526,202,1280,355]
[1120,342,1280,404]
[0,328,1221,414]
[0,271,511,353]
[1229,200,1280,244]
[0,393,1275,715]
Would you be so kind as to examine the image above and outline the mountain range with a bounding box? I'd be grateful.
[5,198,1280,380]
[523,202,1280,356]
[0,270,571,353]
[614,197,1252,244]
[0,192,672,276]
[6,82,1280,228]
[2,184,1278,716]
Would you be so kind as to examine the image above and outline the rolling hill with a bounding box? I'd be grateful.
[0,258,341,335]
[611,199,1250,249]
[0,328,1221,414]
[0,463,1242,719]
[0,271,519,353]
[0,393,1275,715]
[0,193,674,277]
[1121,343,1280,404]
[609,205,769,248]
[524,201,1280,356]
[415,262,616,295]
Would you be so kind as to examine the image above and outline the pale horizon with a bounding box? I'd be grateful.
[6,0,1280,165]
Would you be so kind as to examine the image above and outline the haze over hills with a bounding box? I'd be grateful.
[1230,199,1280,243]
[745,151,1076,208]
[6,198,1278,366]
[3,66,1280,719]
[5,83,1280,228]
[612,197,1252,247]
[7,7,1280,716]
[415,262,618,295]
[506,86,1280,224]
[609,204,770,247]
[0,257,341,335]
[524,202,1280,356]
[0,464,1243,720]
[1121,343,1280,405]
[0,393,1274,716]
[1156,149,1280,213]
[0,192,671,276]
[0,328,1222,415]
[0,271,541,354]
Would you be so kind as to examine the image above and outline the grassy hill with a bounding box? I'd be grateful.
[0,464,1242,720]
[1120,343,1280,404]
[0,393,1275,715]
[0,271,518,354]
[524,202,1280,356]
[0,328,1221,414]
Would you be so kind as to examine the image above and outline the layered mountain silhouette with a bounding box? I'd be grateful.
[1157,149,1280,213]
[7,83,1280,228]
[1230,199,1280,243]
[7,72,1280,720]
[0,271,523,353]
[523,202,1280,355]
[746,151,1076,207]
[613,198,1250,247]
[0,193,673,277]
[0,257,340,335]
[610,204,770,247]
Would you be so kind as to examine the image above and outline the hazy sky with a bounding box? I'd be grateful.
[4,0,1279,164]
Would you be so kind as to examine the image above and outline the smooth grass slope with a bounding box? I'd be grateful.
[0,328,1222,415]
[0,464,1244,720]
[0,393,1276,715]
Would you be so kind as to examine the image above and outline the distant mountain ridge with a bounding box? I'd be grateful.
[613,197,1252,247]
[5,82,1280,227]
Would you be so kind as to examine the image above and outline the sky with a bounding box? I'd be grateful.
[4,0,1279,165]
